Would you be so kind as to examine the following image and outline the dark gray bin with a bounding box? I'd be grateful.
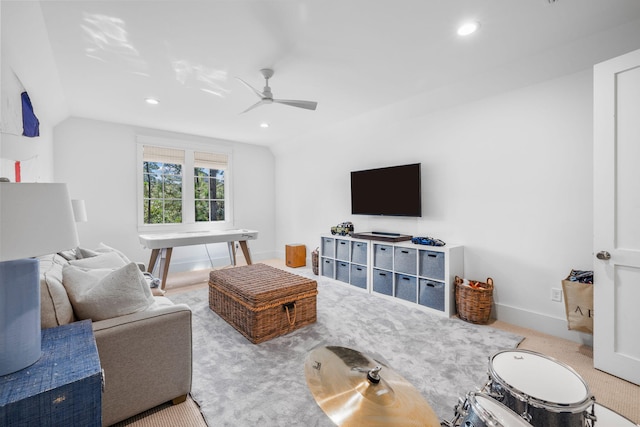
[419,279,445,311]
[350,264,367,289]
[321,258,334,279]
[373,244,393,270]
[372,268,393,296]
[395,273,417,303]
[394,247,416,275]
[336,239,350,261]
[321,237,335,258]
[351,241,368,265]
[419,250,445,280]
[336,261,350,283]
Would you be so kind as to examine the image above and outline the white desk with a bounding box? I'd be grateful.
[139,229,258,290]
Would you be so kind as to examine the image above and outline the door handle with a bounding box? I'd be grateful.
[596,251,611,260]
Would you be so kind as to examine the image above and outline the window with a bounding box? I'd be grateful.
[138,138,231,230]
[194,152,227,222]
[143,146,184,224]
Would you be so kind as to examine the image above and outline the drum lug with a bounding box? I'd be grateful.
[585,401,598,426]
[520,399,533,423]
[486,388,504,401]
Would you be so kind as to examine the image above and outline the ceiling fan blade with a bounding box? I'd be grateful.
[236,77,264,99]
[273,99,318,111]
[240,99,270,114]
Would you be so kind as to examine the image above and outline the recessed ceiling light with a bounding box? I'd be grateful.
[457,21,480,36]
[260,122,269,128]
[145,97,160,105]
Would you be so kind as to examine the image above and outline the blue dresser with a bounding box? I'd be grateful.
[0,320,102,426]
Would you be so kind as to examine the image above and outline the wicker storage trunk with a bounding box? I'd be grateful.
[208,263,318,344]
[455,276,494,324]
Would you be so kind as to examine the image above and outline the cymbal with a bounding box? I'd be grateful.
[304,345,440,426]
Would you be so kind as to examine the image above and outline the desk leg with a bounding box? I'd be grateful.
[148,249,160,274]
[227,242,237,266]
[158,248,173,290]
[239,241,253,265]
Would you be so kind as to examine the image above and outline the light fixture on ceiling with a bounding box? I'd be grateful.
[260,122,270,128]
[145,97,160,105]
[457,21,480,36]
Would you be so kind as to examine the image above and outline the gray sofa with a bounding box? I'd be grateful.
[38,249,192,426]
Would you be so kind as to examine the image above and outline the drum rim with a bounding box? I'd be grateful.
[488,349,594,412]
[593,402,639,426]
[466,391,531,426]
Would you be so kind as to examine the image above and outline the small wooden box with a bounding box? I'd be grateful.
[286,244,306,268]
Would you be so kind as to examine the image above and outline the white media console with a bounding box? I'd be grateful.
[320,234,464,317]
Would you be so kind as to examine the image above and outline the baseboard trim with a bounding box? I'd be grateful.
[494,302,593,346]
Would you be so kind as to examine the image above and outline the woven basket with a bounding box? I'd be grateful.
[208,264,318,344]
[455,276,494,324]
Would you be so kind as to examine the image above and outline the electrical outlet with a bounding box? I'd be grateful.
[551,288,563,302]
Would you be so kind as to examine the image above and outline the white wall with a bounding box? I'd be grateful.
[273,70,594,342]
[0,1,65,182]
[53,117,276,271]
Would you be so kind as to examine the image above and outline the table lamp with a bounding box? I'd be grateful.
[0,182,79,376]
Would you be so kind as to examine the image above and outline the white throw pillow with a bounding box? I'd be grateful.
[69,251,126,269]
[75,246,100,259]
[62,262,155,321]
[95,242,132,264]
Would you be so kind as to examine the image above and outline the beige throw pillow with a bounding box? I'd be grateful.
[62,262,155,321]
[95,242,132,264]
[69,251,126,269]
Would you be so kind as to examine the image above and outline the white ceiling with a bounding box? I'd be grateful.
[12,1,640,146]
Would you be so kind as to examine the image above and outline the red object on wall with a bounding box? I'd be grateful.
[14,161,21,182]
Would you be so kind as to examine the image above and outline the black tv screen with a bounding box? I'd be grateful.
[351,163,422,217]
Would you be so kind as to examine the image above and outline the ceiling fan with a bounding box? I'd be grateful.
[237,68,318,114]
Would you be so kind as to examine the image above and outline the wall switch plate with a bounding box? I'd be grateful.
[551,288,563,302]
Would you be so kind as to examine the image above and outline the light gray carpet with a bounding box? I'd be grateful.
[168,268,523,426]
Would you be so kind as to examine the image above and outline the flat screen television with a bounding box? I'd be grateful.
[351,163,422,217]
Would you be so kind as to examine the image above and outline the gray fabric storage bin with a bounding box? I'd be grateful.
[321,258,334,278]
[351,241,368,265]
[336,239,350,261]
[395,273,417,302]
[372,268,393,296]
[350,264,367,289]
[394,247,416,275]
[321,237,335,258]
[373,244,393,270]
[336,261,350,283]
[419,250,445,280]
[419,279,445,311]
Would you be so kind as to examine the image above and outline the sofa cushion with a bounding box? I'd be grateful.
[62,262,156,321]
[39,254,76,328]
[76,243,132,264]
[69,251,126,269]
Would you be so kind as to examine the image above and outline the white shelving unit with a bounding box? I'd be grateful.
[320,235,463,317]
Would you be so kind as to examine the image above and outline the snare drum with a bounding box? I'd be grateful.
[593,403,639,426]
[486,350,595,427]
[456,392,532,427]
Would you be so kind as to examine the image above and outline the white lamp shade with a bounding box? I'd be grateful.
[71,199,88,223]
[0,183,79,261]
[0,183,79,376]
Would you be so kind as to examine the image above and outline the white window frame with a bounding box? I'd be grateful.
[136,135,233,233]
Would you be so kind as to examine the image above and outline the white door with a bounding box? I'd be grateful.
[593,48,640,386]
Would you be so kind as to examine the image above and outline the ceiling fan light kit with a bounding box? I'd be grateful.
[237,68,318,114]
